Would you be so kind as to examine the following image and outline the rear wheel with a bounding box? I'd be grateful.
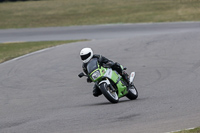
[99,83,119,103]
[126,84,138,100]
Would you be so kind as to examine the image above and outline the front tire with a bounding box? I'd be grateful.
[126,84,138,100]
[99,83,119,103]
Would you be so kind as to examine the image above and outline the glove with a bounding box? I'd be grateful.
[114,62,120,66]
[87,77,92,83]
[104,62,114,68]
[107,62,114,66]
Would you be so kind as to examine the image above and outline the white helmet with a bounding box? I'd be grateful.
[80,48,93,63]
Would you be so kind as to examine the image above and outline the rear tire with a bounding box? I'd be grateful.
[99,83,119,103]
[126,84,138,100]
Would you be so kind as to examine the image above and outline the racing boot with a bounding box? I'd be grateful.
[93,85,102,97]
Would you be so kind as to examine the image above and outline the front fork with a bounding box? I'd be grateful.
[97,78,129,98]
[97,78,116,92]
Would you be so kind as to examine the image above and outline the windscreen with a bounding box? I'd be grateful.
[87,58,98,74]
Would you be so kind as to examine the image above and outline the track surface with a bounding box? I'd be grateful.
[0,22,200,133]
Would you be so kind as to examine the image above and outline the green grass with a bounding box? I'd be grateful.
[0,0,200,29]
[174,127,200,133]
[0,40,86,63]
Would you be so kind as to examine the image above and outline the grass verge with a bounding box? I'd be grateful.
[0,40,86,63]
[0,0,200,29]
[173,127,200,133]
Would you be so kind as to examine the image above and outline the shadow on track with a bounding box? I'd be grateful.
[79,98,141,107]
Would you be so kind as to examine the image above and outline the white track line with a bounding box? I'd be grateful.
[0,46,56,65]
[165,127,196,133]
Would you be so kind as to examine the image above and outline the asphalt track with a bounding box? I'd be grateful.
[0,22,200,133]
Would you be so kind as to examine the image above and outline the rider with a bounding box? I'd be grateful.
[80,47,129,97]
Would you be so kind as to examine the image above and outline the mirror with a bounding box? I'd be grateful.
[78,72,85,78]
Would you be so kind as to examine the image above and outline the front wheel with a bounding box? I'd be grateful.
[99,83,119,103]
[126,84,138,100]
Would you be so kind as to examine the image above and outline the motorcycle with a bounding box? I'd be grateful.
[78,58,138,103]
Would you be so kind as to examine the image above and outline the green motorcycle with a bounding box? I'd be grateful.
[78,58,138,103]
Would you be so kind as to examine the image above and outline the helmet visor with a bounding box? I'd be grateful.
[81,52,91,60]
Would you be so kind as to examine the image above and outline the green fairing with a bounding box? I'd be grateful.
[89,64,128,98]
[117,81,128,98]
[111,69,128,98]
